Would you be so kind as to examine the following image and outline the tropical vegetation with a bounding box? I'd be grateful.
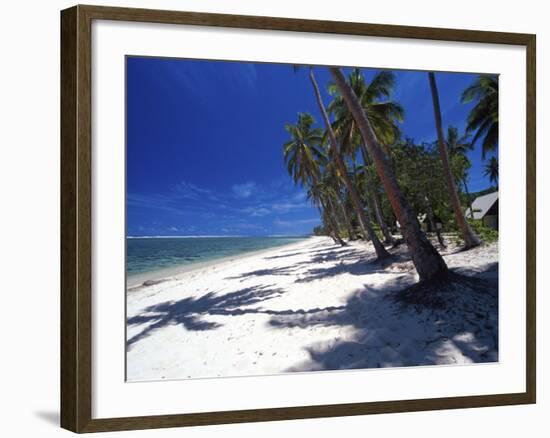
[283,66,499,284]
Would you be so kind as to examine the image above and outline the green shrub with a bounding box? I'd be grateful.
[469,220,499,243]
[452,220,498,245]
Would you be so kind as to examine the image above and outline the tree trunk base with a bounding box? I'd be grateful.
[394,270,495,309]
[462,240,482,251]
[390,237,405,247]
[375,251,392,263]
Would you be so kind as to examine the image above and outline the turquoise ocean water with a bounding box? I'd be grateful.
[126,236,308,279]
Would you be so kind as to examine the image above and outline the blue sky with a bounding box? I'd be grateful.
[127,57,496,237]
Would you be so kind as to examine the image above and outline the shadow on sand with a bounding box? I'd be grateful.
[230,244,413,284]
[127,284,282,348]
[127,283,346,350]
[268,264,498,372]
[127,240,498,371]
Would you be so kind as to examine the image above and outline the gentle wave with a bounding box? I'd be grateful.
[126,235,309,277]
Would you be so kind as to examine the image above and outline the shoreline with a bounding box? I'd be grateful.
[126,236,498,381]
[126,236,316,289]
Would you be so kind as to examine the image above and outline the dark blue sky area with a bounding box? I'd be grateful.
[127,57,496,237]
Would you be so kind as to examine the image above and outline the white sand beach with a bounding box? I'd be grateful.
[126,236,498,382]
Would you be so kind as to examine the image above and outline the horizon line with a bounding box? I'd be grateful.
[126,234,312,239]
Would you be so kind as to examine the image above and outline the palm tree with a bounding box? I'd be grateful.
[446,126,474,219]
[283,113,324,187]
[329,68,404,150]
[328,68,403,244]
[406,143,447,248]
[283,113,345,246]
[330,67,448,281]
[322,161,357,240]
[484,156,499,186]
[461,74,499,159]
[428,72,481,249]
[307,186,339,244]
[308,67,390,260]
[307,184,344,245]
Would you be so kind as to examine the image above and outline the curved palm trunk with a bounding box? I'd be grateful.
[359,144,395,245]
[330,67,447,281]
[334,194,356,240]
[323,211,340,244]
[462,177,474,220]
[371,192,394,244]
[361,194,384,245]
[309,69,389,261]
[324,202,346,246]
[322,207,345,246]
[317,185,346,247]
[422,194,446,248]
[323,214,339,244]
[348,160,368,242]
[350,159,379,243]
[428,72,481,249]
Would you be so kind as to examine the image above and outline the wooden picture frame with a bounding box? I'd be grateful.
[61,4,536,433]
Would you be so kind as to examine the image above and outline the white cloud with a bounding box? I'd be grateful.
[273,217,320,227]
[271,201,309,213]
[127,193,184,214]
[232,182,257,199]
[292,191,308,202]
[175,181,212,199]
[243,206,271,217]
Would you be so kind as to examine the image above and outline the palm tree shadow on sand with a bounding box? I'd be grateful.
[127,241,498,371]
[127,285,284,349]
[127,282,346,351]
[269,264,498,372]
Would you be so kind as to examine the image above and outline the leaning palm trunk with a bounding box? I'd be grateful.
[330,67,447,281]
[371,192,394,244]
[349,160,369,242]
[317,187,346,247]
[428,72,481,249]
[364,197,384,245]
[321,209,339,244]
[462,177,474,220]
[324,214,340,244]
[359,143,395,245]
[422,194,446,248]
[351,163,377,243]
[322,207,345,246]
[309,69,389,260]
[334,195,356,240]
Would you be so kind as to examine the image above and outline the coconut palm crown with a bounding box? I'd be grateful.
[283,112,326,187]
[446,126,472,157]
[483,156,499,185]
[461,74,499,159]
[328,68,404,153]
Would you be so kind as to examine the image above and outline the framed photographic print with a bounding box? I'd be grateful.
[60,4,536,433]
